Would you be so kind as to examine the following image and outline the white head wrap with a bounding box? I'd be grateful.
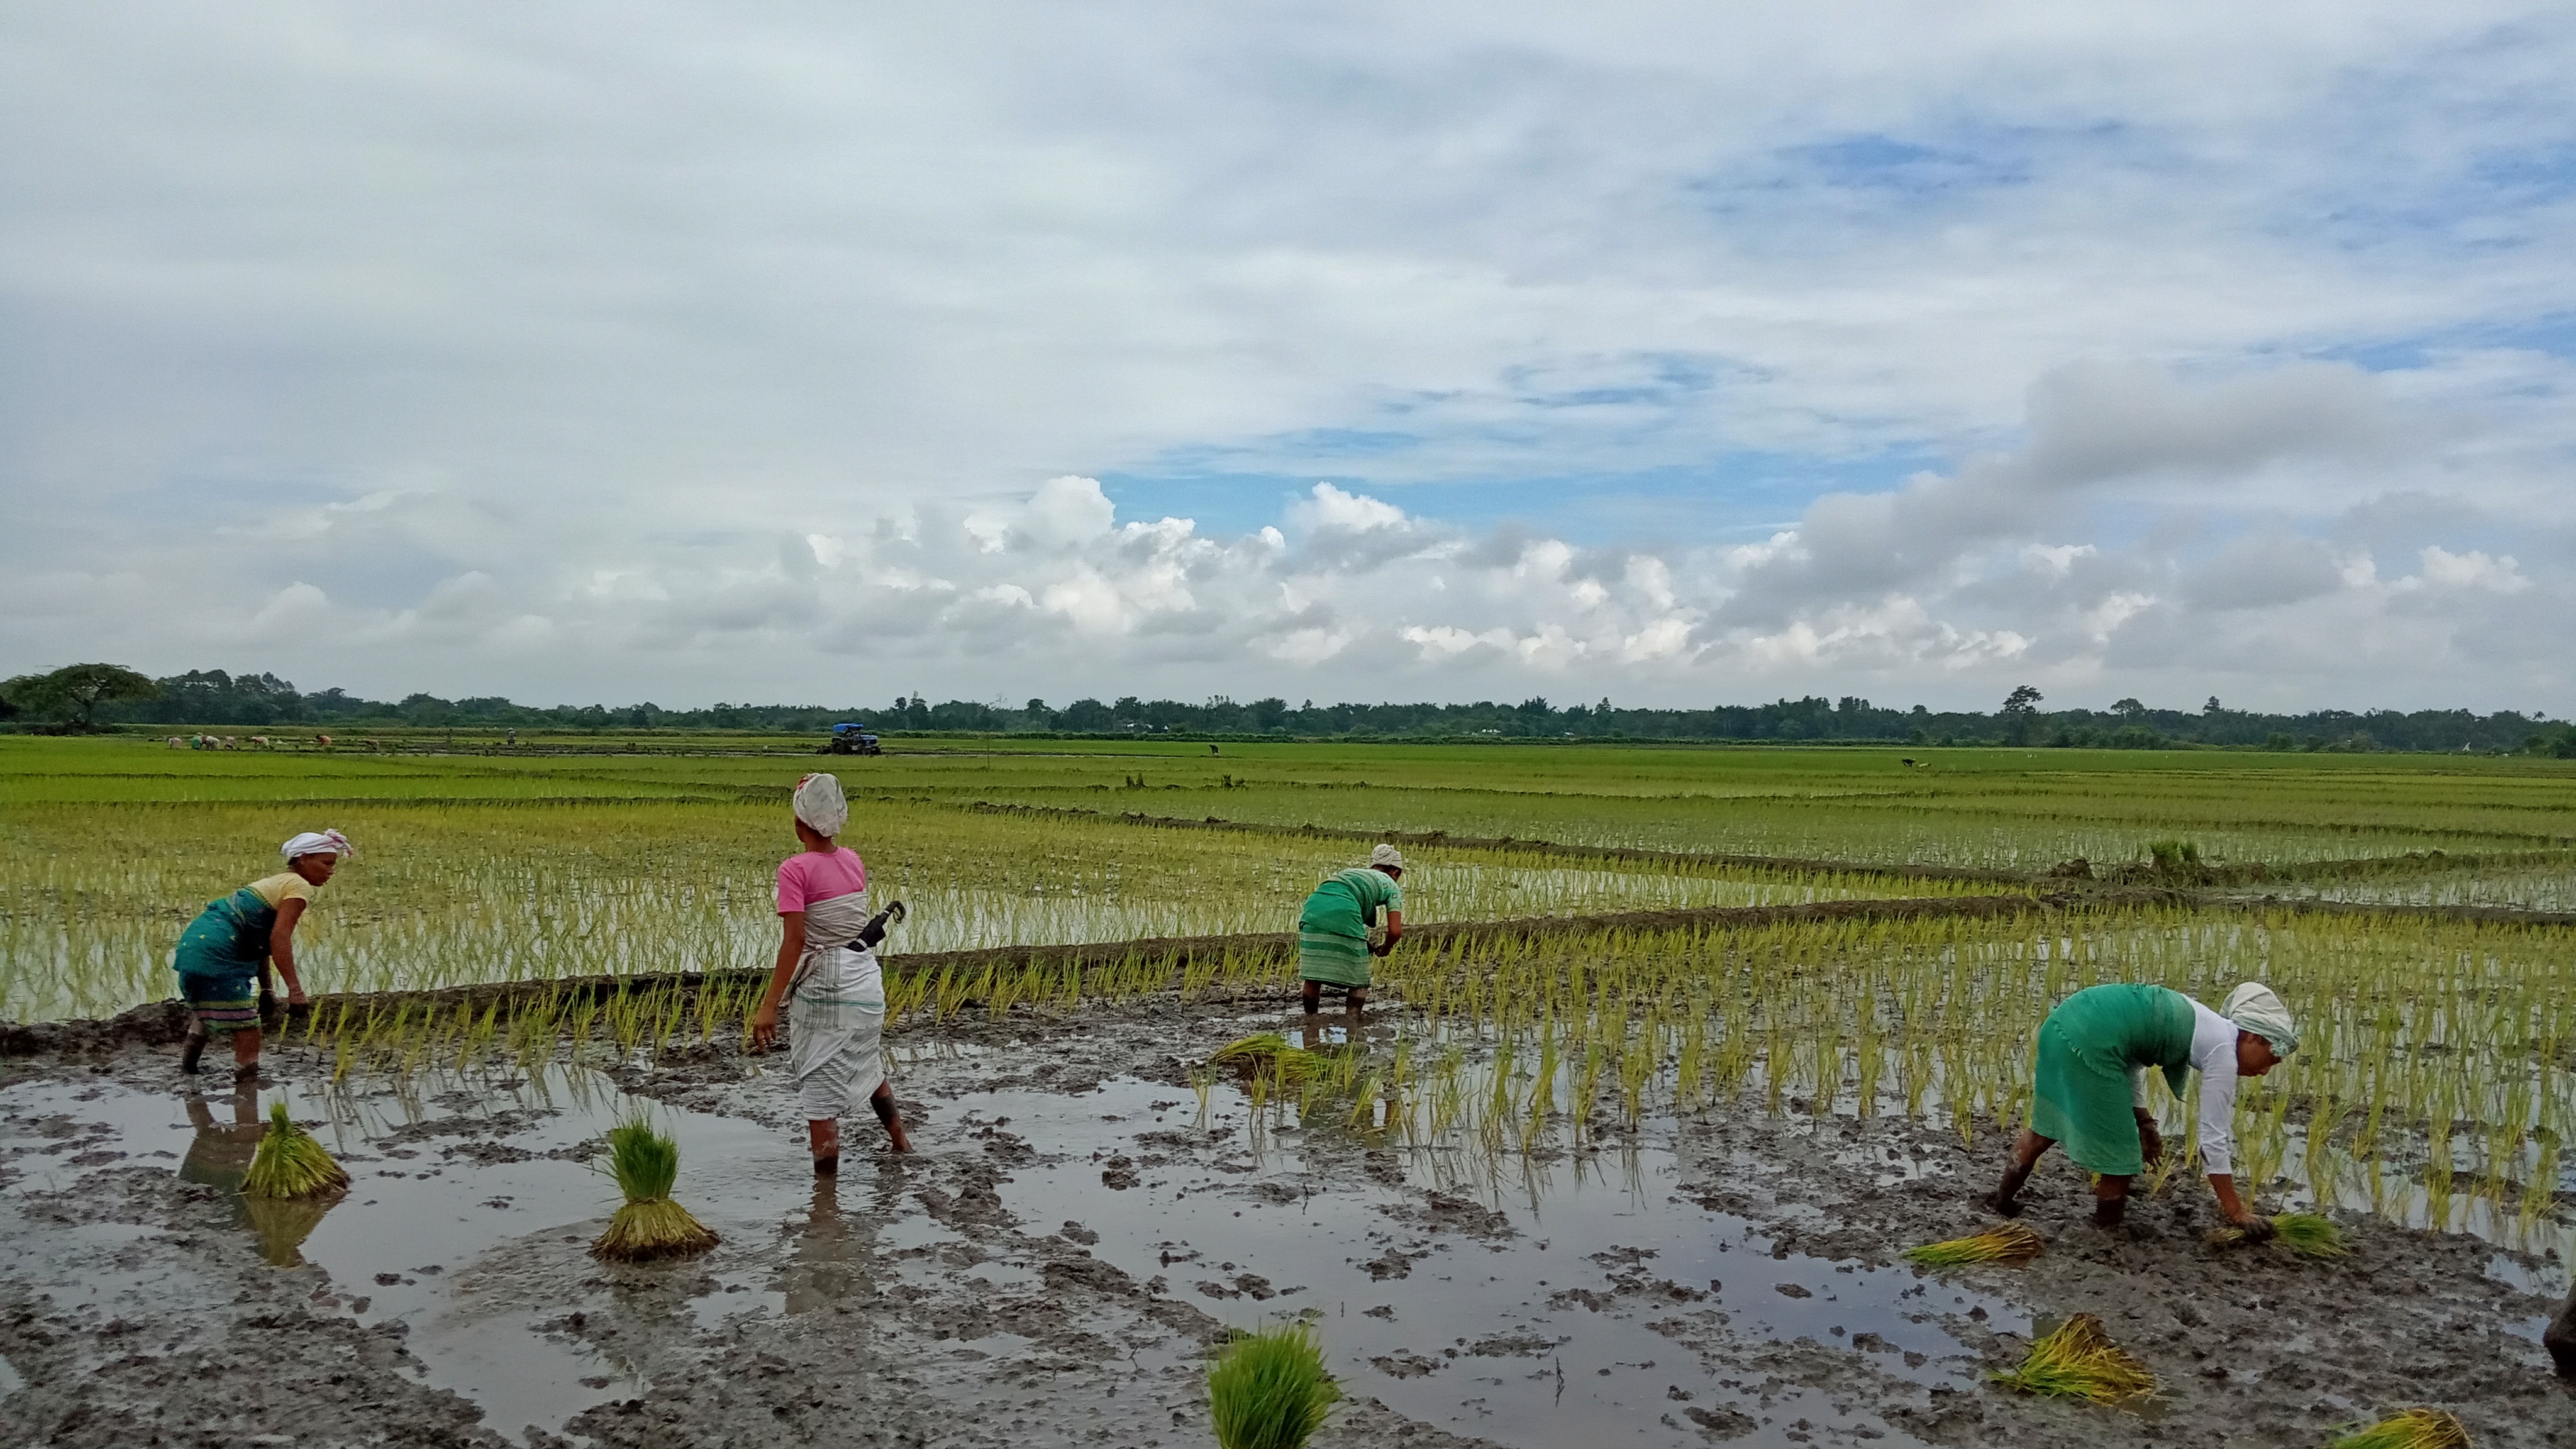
[794,773,849,839]
[281,829,355,861]
[2219,982,2298,1057]
[1370,843,1407,870]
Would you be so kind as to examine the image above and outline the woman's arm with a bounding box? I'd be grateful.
[749,911,806,1051]
[2195,1062,2264,1227]
[1372,909,1403,956]
[2206,1172,2270,1235]
[267,898,310,1004]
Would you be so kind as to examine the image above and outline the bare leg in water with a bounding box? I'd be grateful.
[810,1083,911,1174]
[1300,980,1368,1014]
[2092,1172,2135,1228]
[1985,1129,2051,1216]
[1987,1128,2135,1226]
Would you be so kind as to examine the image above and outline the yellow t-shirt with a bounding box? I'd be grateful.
[247,873,321,911]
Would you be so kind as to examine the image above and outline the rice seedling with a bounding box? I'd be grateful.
[1902,1222,2046,1267]
[1207,1321,1340,1449]
[2207,1212,2351,1258]
[2330,1408,2473,1449]
[1211,1033,1319,1083]
[1990,1314,2158,1404]
[242,1101,350,1199]
[590,1117,719,1262]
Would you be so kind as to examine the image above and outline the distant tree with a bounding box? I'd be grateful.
[2000,684,2045,745]
[1,663,158,731]
[399,692,458,726]
[2204,696,2224,715]
[2111,697,2146,721]
[1058,697,1114,731]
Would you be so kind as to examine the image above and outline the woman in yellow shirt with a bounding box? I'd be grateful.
[172,830,352,1077]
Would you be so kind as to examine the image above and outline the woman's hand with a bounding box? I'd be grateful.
[748,1001,781,1052]
[2133,1110,2164,1167]
[2226,1208,2277,1241]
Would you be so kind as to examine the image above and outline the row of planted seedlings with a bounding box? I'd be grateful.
[1219,905,2576,1252]
[3,787,2011,1022]
[266,935,1309,1081]
[258,901,2573,1252]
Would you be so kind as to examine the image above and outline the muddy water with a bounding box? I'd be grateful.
[952,1072,2021,1446]
[0,1061,2008,1447]
[0,1067,811,1439]
[6,994,2572,1449]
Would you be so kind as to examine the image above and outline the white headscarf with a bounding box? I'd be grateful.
[1370,843,1407,870]
[793,773,849,839]
[2220,982,2298,1057]
[281,829,355,861]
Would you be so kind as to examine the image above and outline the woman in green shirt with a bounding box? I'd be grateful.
[1298,845,1406,1014]
[170,830,352,1079]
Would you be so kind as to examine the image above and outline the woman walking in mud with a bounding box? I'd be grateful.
[1297,844,1406,1014]
[171,830,353,1079]
[749,774,911,1172]
[1984,980,2298,1235]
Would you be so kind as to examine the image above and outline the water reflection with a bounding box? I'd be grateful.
[784,1176,879,1318]
[180,1088,346,1265]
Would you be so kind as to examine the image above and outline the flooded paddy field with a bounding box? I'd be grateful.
[4,990,2567,1449]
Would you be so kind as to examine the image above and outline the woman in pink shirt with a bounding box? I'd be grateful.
[749,774,911,1172]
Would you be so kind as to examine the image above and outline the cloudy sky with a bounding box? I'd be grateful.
[5,4,2572,713]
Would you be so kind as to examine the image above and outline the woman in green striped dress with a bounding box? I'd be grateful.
[1297,845,1406,1014]
[1985,980,2299,1233]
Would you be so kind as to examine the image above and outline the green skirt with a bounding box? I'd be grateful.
[1297,930,1372,988]
[2028,982,2194,1176]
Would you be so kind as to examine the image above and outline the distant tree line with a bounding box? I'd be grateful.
[2,663,2563,755]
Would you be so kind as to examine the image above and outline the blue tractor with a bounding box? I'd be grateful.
[823,722,882,756]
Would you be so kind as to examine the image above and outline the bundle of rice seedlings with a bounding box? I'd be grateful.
[242,1102,350,1199]
[1989,1314,2158,1404]
[2330,1407,2472,1449]
[1902,1222,2045,1267]
[1211,1033,1318,1082]
[2206,1212,2350,1259]
[589,1118,719,1262]
[1208,1321,1340,1449]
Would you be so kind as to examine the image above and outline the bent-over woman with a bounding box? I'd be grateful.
[1986,980,2298,1235]
[749,774,911,1172]
[172,830,353,1078]
[1297,844,1406,1014]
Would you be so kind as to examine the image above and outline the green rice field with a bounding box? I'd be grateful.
[6,731,2573,1250]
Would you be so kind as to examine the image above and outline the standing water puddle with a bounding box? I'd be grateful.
[0,1067,802,1440]
[5,1052,2028,1448]
[952,1075,2026,1447]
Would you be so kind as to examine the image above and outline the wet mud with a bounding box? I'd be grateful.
[3,994,2568,1448]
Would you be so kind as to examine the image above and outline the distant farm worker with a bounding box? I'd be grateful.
[749,773,911,1172]
[172,830,354,1078]
[1297,845,1406,1014]
[1985,981,2299,1235]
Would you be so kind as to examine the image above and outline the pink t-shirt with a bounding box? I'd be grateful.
[776,848,867,913]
